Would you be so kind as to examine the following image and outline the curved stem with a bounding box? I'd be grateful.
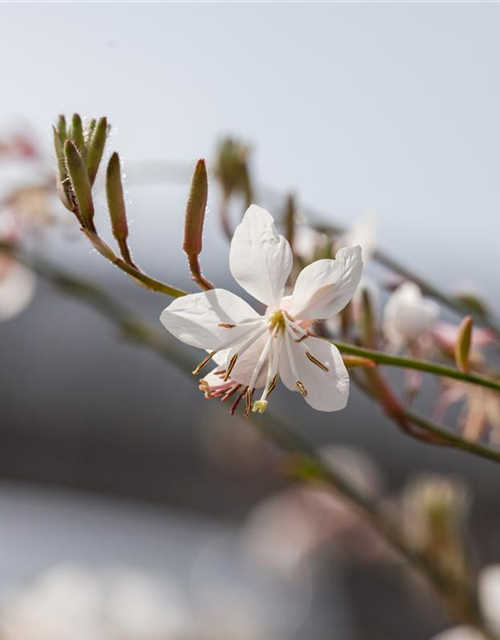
[332,340,500,393]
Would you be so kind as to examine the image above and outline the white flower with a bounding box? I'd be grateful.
[383,281,439,349]
[161,205,363,415]
[431,565,500,640]
[0,214,36,321]
[338,212,377,263]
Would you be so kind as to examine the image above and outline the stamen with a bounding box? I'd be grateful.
[192,350,217,375]
[296,334,308,343]
[194,317,270,378]
[306,351,329,372]
[218,323,235,328]
[224,354,238,381]
[252,400,268,414]
[296,380,308,397]
[267,374,279,396]
[230,387,247,415]
[244,387,254,418]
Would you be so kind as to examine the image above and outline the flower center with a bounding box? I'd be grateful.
[268,309,287,332]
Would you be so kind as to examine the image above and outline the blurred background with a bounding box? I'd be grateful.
[0,3,500,639]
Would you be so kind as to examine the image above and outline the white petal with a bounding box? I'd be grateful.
[0,261,36,321]
[383,282,439,347]
[430,627,485,640]
[160,289,260,350]
[479,564,500,633]
[338,213,377,263]
[279,336,349,412]
[288,246,363,321]
[229,205,292,308]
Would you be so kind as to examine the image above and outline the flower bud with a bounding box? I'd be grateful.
[69,113,85,156]
[106,152,128,243]
[64,140,94,228]
[342,355,376,368]
[52,126,71,210]
[183,159,208,257]
[215,137,253,205]
[455,315,473,373]
[403,474,471,586]
[87,117,108,185]
[359,284,378,348]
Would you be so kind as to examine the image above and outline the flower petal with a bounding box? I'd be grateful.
[0,262,36,321]
[229,205,292,308]
[279,336,349,412]
[213,331,270,388]
[383,282,439,347]
[288,246,363,321]
[160,289,260,350]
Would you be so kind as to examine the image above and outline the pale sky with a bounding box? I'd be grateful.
[1,2,499,298]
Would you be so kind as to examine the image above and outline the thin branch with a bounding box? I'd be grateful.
[332,340,500,393]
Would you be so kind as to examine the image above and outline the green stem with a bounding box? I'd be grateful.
[333,341,500,393]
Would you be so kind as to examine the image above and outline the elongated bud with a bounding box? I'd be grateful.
[64,140,94,228]
[342,355,376,368]
[70,113,85,155]
[86,118,97,142]
[184,159,208,257]
[455,315,473,373]
[106,152,128,242]
[87,117,108,185]
[53,126,67,183]
[360,286,377,348]
[215,137,253,205]
[56,115,67,142]
[402,475,471,589]
[284,193,296,255]
[183,160,213,290]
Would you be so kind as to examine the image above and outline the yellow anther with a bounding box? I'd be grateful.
[252,400,268,414]
[192,350,217,375]
[296,380,308,397]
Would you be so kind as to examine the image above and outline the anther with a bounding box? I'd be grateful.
[224,354,238,381]
[252,400,268,414]
[218,323,235,328]
[244,388,254,418]
[306,351,329,372]
[267,374,279,396]
[296,380,308,397]
[192,350,217,375]
[295,334,308,343]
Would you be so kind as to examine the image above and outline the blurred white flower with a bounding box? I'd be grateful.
[435,379,500,443]
[241,447,387,577]
[0,564,190,640]
[338,213,377,263]
[431,565,500,640]
[161,205,363,414]
[0,214,36,321]
[383,281,440,350]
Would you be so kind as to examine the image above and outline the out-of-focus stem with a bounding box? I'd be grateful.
[332,340,500,393]
[0,241,498,637]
